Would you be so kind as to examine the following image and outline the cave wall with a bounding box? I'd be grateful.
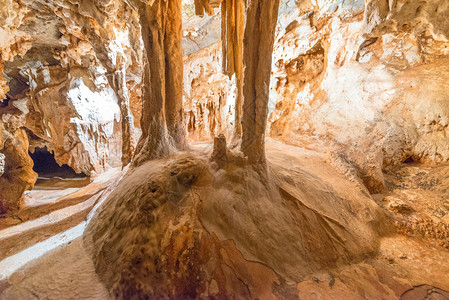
[24,64,122,175]
[183,43,235,141]
[2,0,449,208]
[181,0,449,191]
[267,0,449,192]
[0,0,143,215]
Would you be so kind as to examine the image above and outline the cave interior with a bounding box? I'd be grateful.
[1,0,449,299]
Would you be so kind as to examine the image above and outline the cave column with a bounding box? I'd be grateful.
[164,0,186,150]
[241,0,280,164]
[133,0,185,166]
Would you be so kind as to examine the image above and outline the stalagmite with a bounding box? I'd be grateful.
[241,0,280,165]
[211,133,228,168]
[133,0,185,166]
[221,0,244,138]
[0,130,37,215]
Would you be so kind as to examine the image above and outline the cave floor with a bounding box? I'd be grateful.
[0,141,448,299]
[0,167,124,299]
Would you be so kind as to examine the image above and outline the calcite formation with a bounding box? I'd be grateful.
[267,0,449,192]
[241,0,281,165]
[183,43,234,140]
[132,0,186,167]
[85,152,385,298]
[0,128,37,215]
[0,0,143,214]
[1,0,449,299]
[24,64,122,174]
[220,0,244,137]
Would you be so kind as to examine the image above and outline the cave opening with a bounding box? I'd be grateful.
[29,146,86,179]
[404,156,415,164]
[0,95,10,107]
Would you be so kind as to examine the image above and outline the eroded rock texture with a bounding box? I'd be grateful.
[182,0,449,190]
[268,0,449,192]
[24,64,122,175]
[2,0,449,298]
[0,0,143,214]
[183,43,234,141]
[0,128,37,215]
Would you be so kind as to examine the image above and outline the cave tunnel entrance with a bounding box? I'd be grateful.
[29,147,86,179]
[404,156,415,164]
[0,95,10,107]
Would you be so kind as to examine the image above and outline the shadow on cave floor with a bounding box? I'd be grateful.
[0,167,124,284]
[29,147,90,191]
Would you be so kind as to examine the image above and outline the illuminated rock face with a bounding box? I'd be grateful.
[2,0,449,298]
[0,0,141,214]
[267,0,449,192]
[24,65,122,175]
[183,0,449,192]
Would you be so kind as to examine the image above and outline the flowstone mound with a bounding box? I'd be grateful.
[84,151,386,298]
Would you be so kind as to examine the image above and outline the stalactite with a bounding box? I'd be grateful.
[132,0,185,167]
[241,0,280,165]
[114,54,136,166]
[194,0,215,17]
[221,0,244,138]
[82,24,136,167]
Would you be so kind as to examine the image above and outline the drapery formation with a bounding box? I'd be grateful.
[221,0,244,137]
[132,0,279,167]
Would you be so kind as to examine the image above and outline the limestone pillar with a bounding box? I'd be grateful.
[241,0,280,165]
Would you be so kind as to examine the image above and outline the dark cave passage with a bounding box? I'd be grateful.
[29,147,86,179]
[0,95,10,107]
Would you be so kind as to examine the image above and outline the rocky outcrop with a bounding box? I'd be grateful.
[0,103,37,215]
[24,64,122,175]
[0,0,145,214]
[0,0,31,100]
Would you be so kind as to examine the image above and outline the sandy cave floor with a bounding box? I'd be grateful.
[0,140,449,299]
